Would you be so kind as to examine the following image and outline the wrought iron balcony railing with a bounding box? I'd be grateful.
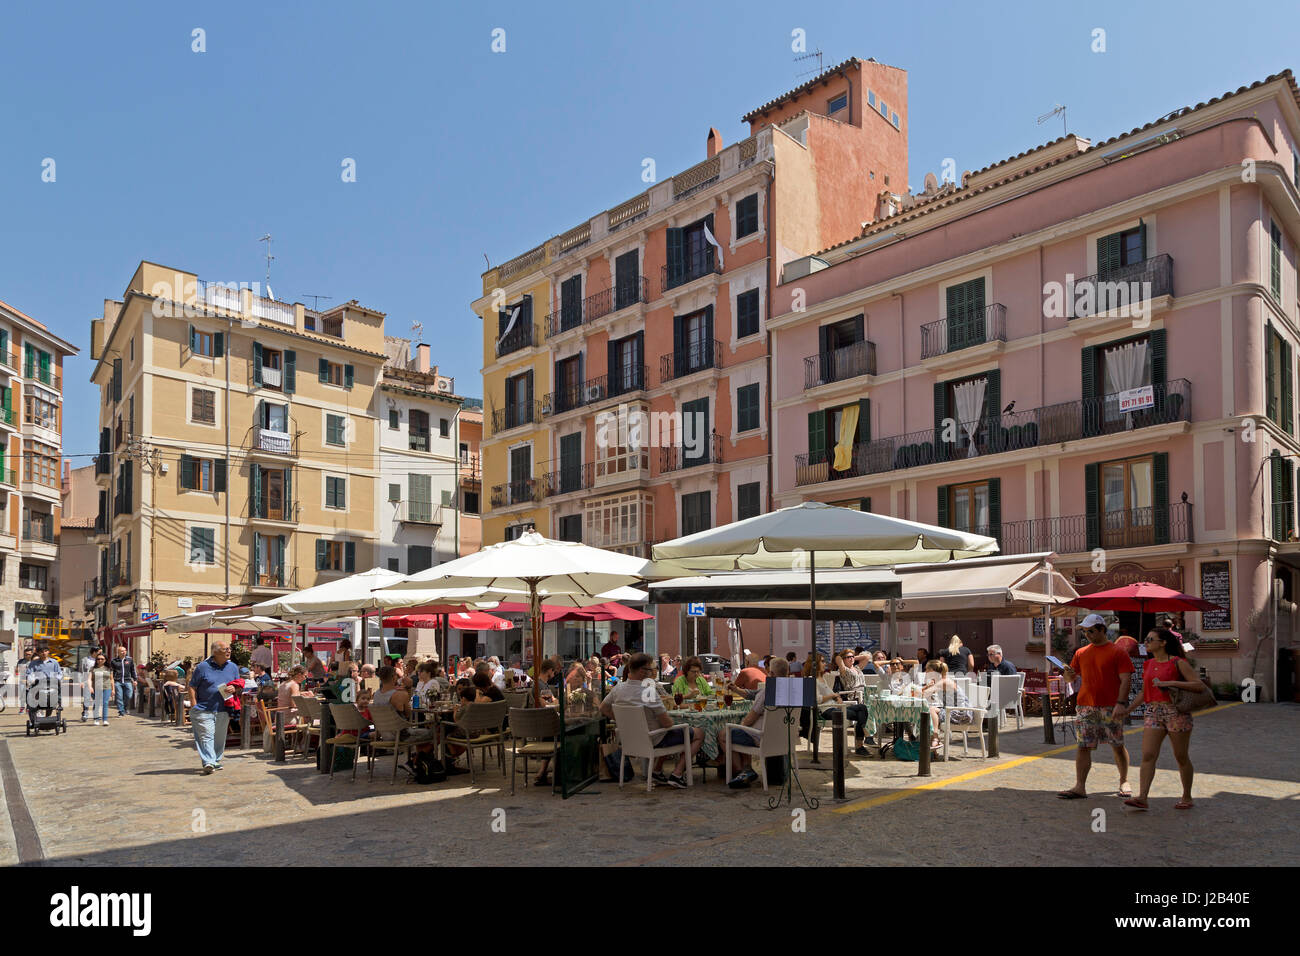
[661,247,721,293]
[661,339,722,382]
[491,401,541,434]
[660,432,723,473]
[545,277,649,337]
[920,304,1007,360]
[543,462,594,497]
[795,379,1191,486]
[1067,254,1174,319]
[997,501,1193,553]
[804,340,877,389]
[253,426,297,456]
[496,321,534,357]
[490,479,545,509]
[249,565,298,590]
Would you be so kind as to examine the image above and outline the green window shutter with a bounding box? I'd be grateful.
[1270,451,1290,540]
[666,227,684,286]
[284,468,292,519]
[859,497,871,513]
[1284,339,1294,436]
[180,455,195,490]
[937,485,949,528]
[933,380,948,455]
[284,351,296,393]
[808,411,826,463]
[113,359,122,401]
[214,459,226,493]
[344,541,356,573]
[252,463,263,515]
[253,532,262,574]
[318,358,329,383]
[1081,346,1098,437]
[857,397,870,443]
[1085,462,1100,551]
[1097,232,1122,276]
[1267,327,1278,424]
[344,364,354,390]
[189,325,197,351]
[276,536,286,577]
[1153,452,1170,544]
[1270,222,1283,300]
[252,342,263,386]
[1137,220,1148,261]
[985,370,1001,424]
[987,478,1001,543]
[316,539,327,571]
[214,332,224,358]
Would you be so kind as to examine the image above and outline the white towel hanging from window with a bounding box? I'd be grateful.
[496,305,521,346]
[953,379,986,458]
[703,224,724,270]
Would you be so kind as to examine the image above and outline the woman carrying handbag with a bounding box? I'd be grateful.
[1120,627,1209,811]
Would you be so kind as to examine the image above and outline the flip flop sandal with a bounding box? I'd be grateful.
[1123,798,1149,810]
[1057,790,1087,799]
[1117,788,1133,798]
[1175,800,1194,810]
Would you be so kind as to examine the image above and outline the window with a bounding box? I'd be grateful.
[24,441,58,487]
[459,442,469,462]
[560,274,583,331]
[253,345,286,391]
[879,99,889,118]
[1267,326,1293,434]
[318,359,353,389]
[1099,455,1156,549]
[387,558,400,572]
[737,482,761,521]
[1272,450,1295,540]
[682,491,711,536]
[320,314,343,337]
[325,413,347,446]
[1271,221,1283,301]
[947,481,991,535]
[389,409,399,429]
[191,387,216,425]
[503,372,533,429]
[388,483,401,503]
[944,278,987,351]
[944,371,993,455]
[24,345,54,386]
[1098,226,1145,276]
[674,306,714,377]
[505,523,535,541]
[462,491,480,515]
[735,194,759,239]
[583,493,653,549]
[737,383,760,432]
[18,563,47,590]
[317,539,355,572]
[558,514,582,543]
[681,397,711,465]
[614,250,641,310]
[191,329,214,357]
[827,93,848,116]
[189,527,216,565]
[24,387,57,429]
[180,455,226,493]
[736,289,760,339]
[22,509,53,542]
[325,476,346,510]
[608,333,643,395]
[595,403,649,479]
[868,90,877,108]
[890,111,899,129]
[409,409,430,451]
[408,473,433,522]
[407,545,434,574]
[439,417,450,438]
[665,216,716,290]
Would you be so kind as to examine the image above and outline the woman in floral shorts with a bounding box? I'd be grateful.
[1122,627,1202,810]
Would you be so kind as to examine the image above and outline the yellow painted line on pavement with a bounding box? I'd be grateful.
[832,701,1242,815]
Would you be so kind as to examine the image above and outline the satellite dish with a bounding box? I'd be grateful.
[266,285,275,301]
[923,172,939,194]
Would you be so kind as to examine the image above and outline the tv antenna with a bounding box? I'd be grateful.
[411,320,424,341]
[794,48,824,80]
[1037,103,1068,137]
[302,294,332,311]
[258,234,275,294]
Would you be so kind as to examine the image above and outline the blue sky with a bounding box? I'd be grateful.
[0,0,1295,460]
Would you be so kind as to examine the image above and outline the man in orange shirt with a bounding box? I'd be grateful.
[732,652,767,691]
[1057,614,1134,799]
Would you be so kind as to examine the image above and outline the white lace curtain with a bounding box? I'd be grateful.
[953,379,987,457]
[1104,340,1149,394]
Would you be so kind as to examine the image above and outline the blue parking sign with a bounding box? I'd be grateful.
[686,603,706,617]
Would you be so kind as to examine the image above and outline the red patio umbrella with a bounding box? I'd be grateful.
[382,611,513,631]
[1071,581,1223,640]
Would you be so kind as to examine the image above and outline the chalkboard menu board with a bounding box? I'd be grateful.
[1199,560,1232,631]
[815,620,880,658]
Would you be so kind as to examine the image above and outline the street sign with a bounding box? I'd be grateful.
[686,603,706,617]
[141,613,159,623]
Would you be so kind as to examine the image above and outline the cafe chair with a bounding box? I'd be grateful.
[724,712,799,791]
[369,704,438,784]
[807,699,851,757]
[611,703,691,792]
[256,698,300,752]
[442,700,510,786]
[989,674,1024,729]
[291,695,323,758]
[941,697,990,761]
[508,706,561,794]
[504,690,532,711]
[326,703,370,782]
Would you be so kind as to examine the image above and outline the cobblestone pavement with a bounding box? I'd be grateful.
[0,702,1295,866]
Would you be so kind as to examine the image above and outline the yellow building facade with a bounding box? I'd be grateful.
[86,261,386,658]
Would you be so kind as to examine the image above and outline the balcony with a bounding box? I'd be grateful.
[662,247,721,294]
[920,304,1007,360]
[794,379,1191,485]
[250,498,299,523]
[0,349,15,371]
[94,453,111,476]
[804,341,877,389]
[113,493,131,517]
[999,501,1194,554]
[491,402,541,434]
[545,373,645,416]
[398,501,442,526]
[0,465,12,486]
[24,363,61,391]
[661,339,722,383]
[260,366,283,388]
[1068,254,1174,319]
[409,431,431,452]
[491,479,544,509]
[22,516,55,544]
[84,578,103,605]
[496,321,534,358]
[459,452,481,480]
[0,407,13,427]
[248,566,298,592]
[543,463,594,497]
[252,426,297,456]
[660,432,723,473]
[111,564,131,589]
[545,277,649,337]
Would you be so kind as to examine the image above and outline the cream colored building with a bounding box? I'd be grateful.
[86,262,386,658]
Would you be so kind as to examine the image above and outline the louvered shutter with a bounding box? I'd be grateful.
[1153,452,1170,544]
[1085,463,1100,550]
[344,364,354,390]
[180,455,196,490]
[666,227,684,287]
[284,351,296,393]
[318,358,329,383]
[1097,232,1123,276]
[673,314,684,379]
[214,459,226,493]
[316,539,327,571]
[987,478,1001,544]
[808,411,826,465]
[1149,328,1168,420]
[214,332,224,358]
[1081,346,1099,437]
[1267,326,1278,425]
[858,398,871,443]
[252,343,263,386]
[344,541,356,573]
[1283,338,1294,436]
[937,485,949,528]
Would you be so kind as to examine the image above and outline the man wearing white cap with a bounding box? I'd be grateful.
[1057,613,1134,800]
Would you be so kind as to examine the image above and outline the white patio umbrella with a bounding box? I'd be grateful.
[164,611,297,635]
[379,532,651,702]
[651,501,998,655]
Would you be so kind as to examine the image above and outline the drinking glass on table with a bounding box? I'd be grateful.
[674,692,684,708]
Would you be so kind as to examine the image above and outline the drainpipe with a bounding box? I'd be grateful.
[764,166,775,657]
[224,312,232,601]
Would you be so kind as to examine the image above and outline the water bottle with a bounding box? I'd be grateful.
[412,692,421,710]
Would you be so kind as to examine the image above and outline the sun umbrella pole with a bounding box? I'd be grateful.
[530,584,542,707]
[811,550,820,659]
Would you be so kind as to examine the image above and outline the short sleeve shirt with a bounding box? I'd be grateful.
[735,667,767,690]
[1142,658,1181,704]
[1069,642,1135,707]
[606,677,665,731]
[189,658,242,712]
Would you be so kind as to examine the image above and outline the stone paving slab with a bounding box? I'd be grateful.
[0,703,1295,866]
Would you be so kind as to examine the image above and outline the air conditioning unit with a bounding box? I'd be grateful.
[437,380,452,392]
[541,398,553,415]
[584,383,604,402]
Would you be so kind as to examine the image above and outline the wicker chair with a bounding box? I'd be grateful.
[368,703,437,784]
[442,700,509,785]
[292,695,323,757]
[326,703,370,782]
[257,697,302,753]
[508,706,561,794]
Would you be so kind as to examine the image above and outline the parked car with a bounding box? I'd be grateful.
[696,654,732,677]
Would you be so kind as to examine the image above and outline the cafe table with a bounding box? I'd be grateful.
[666,700,752,762]
[869,693,927,759]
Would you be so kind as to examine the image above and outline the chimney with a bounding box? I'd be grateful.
[707,127,724,159]
[416,343,431,372]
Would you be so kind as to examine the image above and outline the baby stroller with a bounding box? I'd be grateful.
[25,673,66,736]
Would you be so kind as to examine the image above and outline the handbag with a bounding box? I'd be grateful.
[1167,680,1215,714]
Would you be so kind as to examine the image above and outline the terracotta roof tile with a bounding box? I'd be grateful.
[743,57,866,123]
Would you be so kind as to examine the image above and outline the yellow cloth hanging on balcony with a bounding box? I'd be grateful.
[832,404,859,472]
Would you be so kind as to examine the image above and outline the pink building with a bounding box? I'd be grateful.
[769,71,1300,700]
